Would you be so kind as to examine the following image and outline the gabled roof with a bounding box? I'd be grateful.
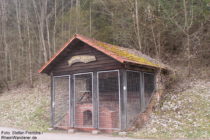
[39,34,167,73]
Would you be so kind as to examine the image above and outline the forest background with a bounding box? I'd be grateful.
[0,0,209,89]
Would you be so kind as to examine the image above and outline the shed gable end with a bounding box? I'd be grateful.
[51,42,121,75]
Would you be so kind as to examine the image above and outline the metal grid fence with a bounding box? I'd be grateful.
[51,70,155,130]
[53,76,70,127]
[98,70,120,129]
[144,73,155,106]
[126,71,141,127]
[74,73,93,128]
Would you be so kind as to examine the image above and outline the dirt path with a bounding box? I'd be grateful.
[0,127,141,140]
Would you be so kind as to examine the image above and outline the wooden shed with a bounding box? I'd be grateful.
[39,34,167,132]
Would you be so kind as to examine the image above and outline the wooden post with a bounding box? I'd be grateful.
[70,76,75,127]
[120,69,127,130]
[140,72,145,112]
[50,73,54,127]
[92,71,98,129]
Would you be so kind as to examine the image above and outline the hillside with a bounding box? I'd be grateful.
[130,79,210,138]
[0,78,50,132]
[0,78,209,138]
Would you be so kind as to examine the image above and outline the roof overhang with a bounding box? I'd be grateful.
[38,34,125,74]
[39,34,169,74]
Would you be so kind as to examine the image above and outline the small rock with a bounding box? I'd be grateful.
[68,129,76,133]
[118,131,127,136]
[92,130,100,135]
[47,128,53,131]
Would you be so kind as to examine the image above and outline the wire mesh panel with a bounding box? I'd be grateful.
[74,73,93,128]
[144,73,155,106]
[98,71,120,129]
[53,76,70,127]
[126,71,141,127]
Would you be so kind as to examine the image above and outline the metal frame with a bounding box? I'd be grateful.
[126,70,156,112]
[143,72,156,106]
[120,69,127,130]
[52,75,71,127]
[125,70,142,127]
[68,75,71,127]
[51,70,156,130]
[126,70,144,112]
[51,74,54,127]
[73,72,94,128]
[97,69,121,130]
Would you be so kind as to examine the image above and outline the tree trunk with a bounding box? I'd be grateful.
[135,0,142,50]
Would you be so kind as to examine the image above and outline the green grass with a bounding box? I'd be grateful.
[129,80,210,139]
[0,83,50,132]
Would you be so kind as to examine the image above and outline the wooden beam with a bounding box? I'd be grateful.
[120,69,127,130]
[92,71,99,129]
[52,65,123,76]
[125,63,155,73]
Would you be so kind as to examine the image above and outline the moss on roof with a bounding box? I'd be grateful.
[93,40,161,68]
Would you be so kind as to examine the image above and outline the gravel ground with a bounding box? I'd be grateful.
[0,127,140,140]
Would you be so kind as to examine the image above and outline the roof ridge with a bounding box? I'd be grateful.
[39,34,168,73]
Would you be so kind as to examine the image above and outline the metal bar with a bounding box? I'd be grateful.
[70,75,75,127]
[140,72,145,112]
[119,69,127,130]
[91,72,94,128]
[96,72,100,128]
[53,75,71,78]
[73,72,93,76]
[92,71,98,129]
[50,73,54,127]
[68,75,71,127]
[118,70,121,130]
[97,69,119,74]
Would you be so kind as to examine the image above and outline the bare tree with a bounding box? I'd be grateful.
[89,1,92,37]
[134,0,142,50]
[1,0,8,81]
[76,0,80,33]
[25,1,33,87]
[32,0,48,63]
[162,0,194,76]
[53,0,57,54]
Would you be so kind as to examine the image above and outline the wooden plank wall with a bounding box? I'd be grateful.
[51,43,123,75]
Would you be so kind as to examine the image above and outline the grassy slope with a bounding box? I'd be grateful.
[0,79,50,132]
[0,79,209,138]
[130,80,210,138]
